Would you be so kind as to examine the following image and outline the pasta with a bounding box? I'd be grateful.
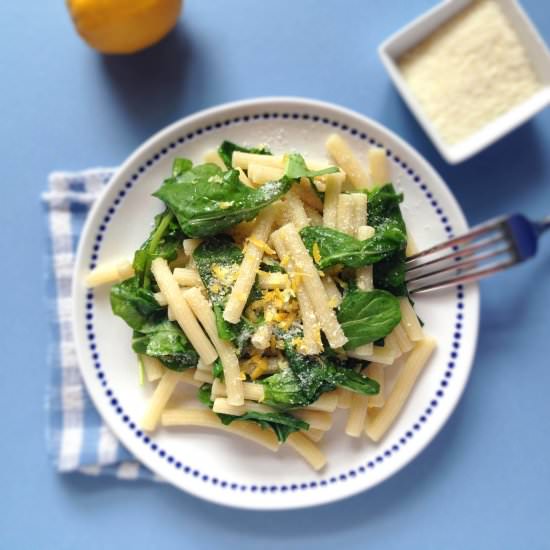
[269,230,322,355]
[356,225,375,291]
[86,259,134,287]
[399,298,424,341]
[336,194,355,236]
[94,136,437,471]
[336,388,352,409]
[141,369,182,431]
[140,355,165,382]
[284,189,310,231]
[183,287,244,406]
[150,258,218,366]
[286,433,326,471]
[172,267,203,288]
[322,172,344,228]
[345,393,369,437]
[367,147,390,186]
[161,409,280,451]
[366,337,436,442]
[326,133,371,189]
[275,223,348,349]
[365,363,385,408]
[223,204,278,324]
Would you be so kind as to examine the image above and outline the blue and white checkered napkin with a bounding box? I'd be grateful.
[44,169,158,481]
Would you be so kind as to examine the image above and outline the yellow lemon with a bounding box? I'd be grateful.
[67,0,183,54]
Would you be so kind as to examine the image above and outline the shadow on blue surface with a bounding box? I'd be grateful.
[98,23,204,135]
[58,399,468,538]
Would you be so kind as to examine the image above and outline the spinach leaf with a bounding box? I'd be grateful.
[212,359,224,380]
[217,141,271,170]
[366,184,405,228]
[373,254,407,296]
[367,184,408,296]
[154,164,291,238]
[133,210,186,289]
[110,276,164,330]
[172,157,193,177]
[284,153,339,180]
[260,259,284,273]
[197,384,307,442]
[337,289,401,349]
[300,225,406,270]
[193,236,259,352]
[197,383,215,407]
[262,346,379,409]
[132,320,198,371]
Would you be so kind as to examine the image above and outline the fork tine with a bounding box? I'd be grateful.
[405,234,504,273]
[405,245,513,285]
[409,259,517,294]
[406,215,507,263]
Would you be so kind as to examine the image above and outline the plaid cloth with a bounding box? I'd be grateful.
[44,169,158,481]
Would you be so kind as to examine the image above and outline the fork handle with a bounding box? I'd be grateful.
[536,216,550,235]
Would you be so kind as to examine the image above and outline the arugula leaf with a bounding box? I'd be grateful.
[193,237,259,352]
[133,210,186,289]
[110,276,164,330]
[367,184,408,296]
[300,225,406,270]
[217,141,271,170]
[197,384,307,442]
[132,320,198,371]
[262,346,379,409]
[337,289,401,349]
[284,153,339,180]
[154,163,291,238]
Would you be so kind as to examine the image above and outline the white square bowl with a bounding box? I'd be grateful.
[379,0,550,164]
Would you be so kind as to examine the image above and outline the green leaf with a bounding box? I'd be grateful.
[131,320,198,371]
[193,236,244,300]
[367,184,408,296]
[132,210,185,288]
[193,237,259,352]
[154,164,291,237]
[337,289,401,349]
[366,184,405,228]
[196,384,307,442]
[110,276,164,331]
[217,141,271,170]
[172,157,193,177]
[198,383,214,407]
[300,225,406,270]
[262,346,379,409]
[212,359,224,380]
[284,153,338,180]
[225,410,308,443]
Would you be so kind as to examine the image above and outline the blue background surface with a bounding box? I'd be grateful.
[2,1,550,548]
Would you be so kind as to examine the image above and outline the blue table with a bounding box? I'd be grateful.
[2,1,550,548]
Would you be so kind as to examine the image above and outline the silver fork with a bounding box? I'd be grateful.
[405,214,550,294]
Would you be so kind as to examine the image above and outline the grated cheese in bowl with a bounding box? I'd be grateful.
[397,0,541,145]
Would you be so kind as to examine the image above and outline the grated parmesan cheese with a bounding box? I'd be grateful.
[398,0,541,144]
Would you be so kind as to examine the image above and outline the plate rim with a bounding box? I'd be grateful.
[72,96,480,510]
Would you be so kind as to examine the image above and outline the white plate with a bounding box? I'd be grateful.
[73,97,479,510]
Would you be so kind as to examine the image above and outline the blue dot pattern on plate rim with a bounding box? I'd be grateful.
[85,111,465,493]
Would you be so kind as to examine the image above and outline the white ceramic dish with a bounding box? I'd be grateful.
[72,97,479,509]
[379,0,550,164]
